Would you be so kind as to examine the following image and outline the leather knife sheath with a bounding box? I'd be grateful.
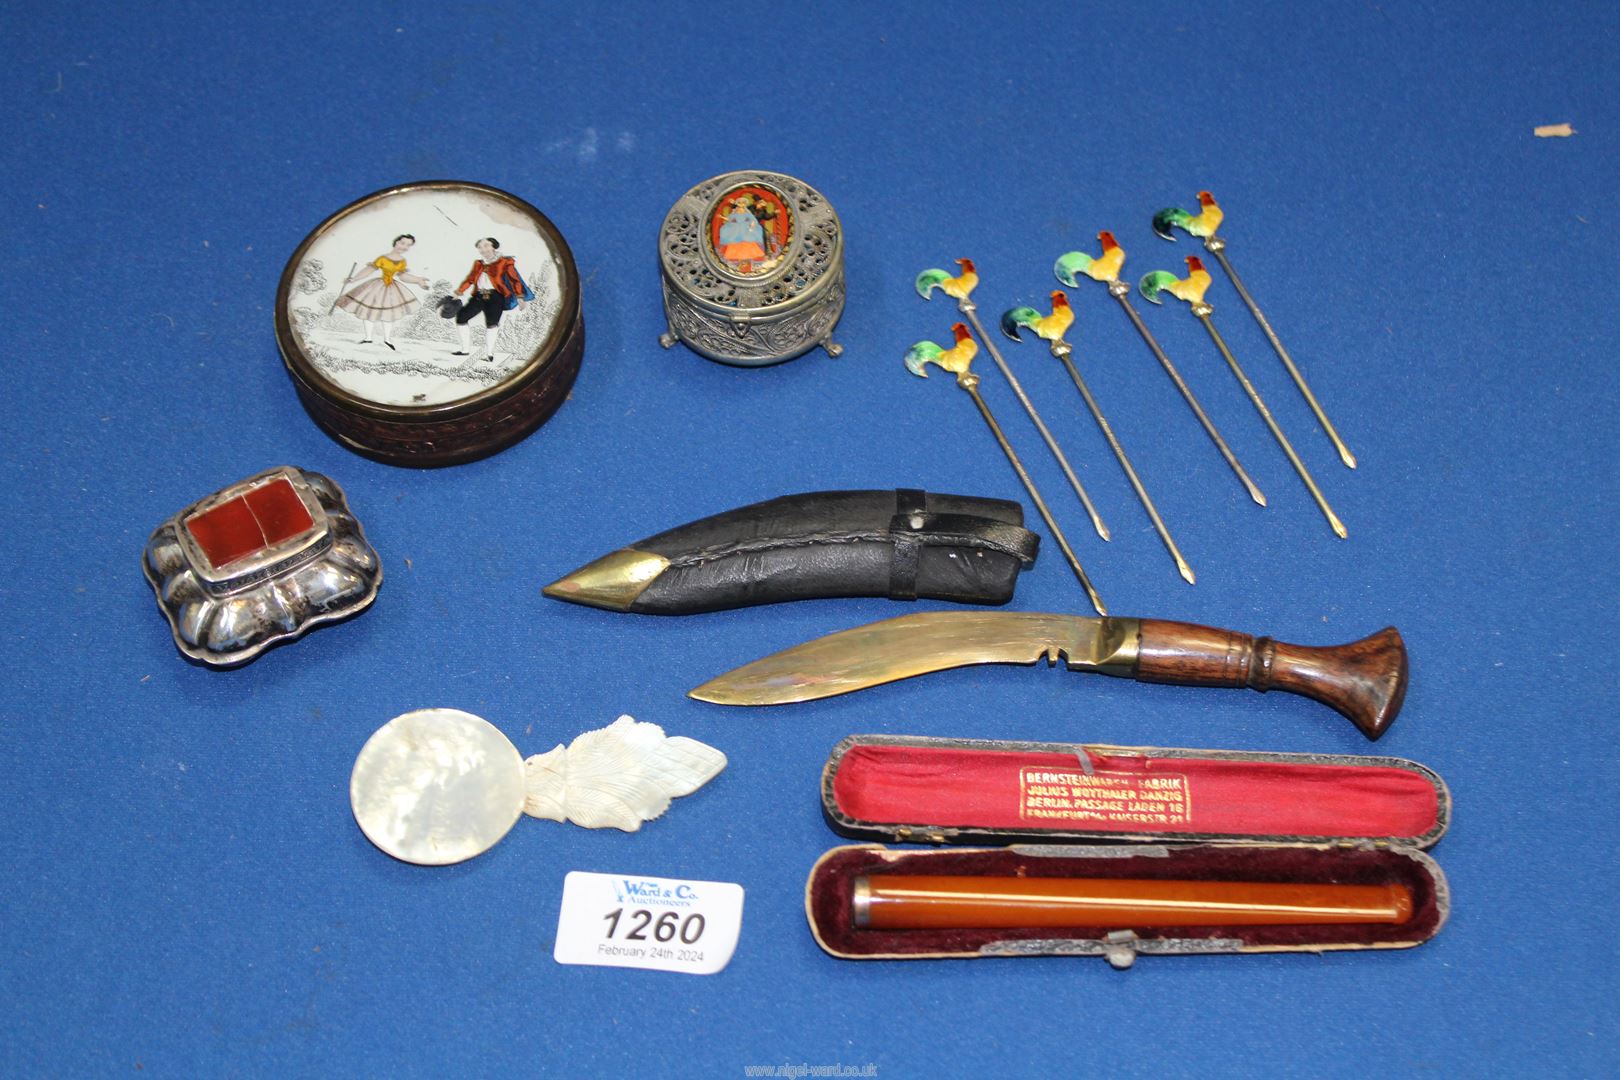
[543,489,1039,614]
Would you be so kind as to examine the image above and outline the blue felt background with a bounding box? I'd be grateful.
[2,2,1616,1076]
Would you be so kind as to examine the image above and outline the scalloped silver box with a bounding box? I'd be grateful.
[659,169,845,367]
[142,466,382,666]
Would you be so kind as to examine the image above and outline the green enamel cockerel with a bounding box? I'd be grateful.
[915,259,979,301]
[904,322,978,377]
[1053,232,1126,286]
[1138,256,1213,306]
[1000,291,1074,343]
[1152,191,1224,240]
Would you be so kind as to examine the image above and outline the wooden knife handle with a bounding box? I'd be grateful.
[1133,620,1409,740]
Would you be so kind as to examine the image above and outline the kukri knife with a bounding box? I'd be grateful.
[688,611,1407,740]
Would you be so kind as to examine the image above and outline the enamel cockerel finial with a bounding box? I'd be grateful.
[1000,291,1074,344]
[915,259,979,301]
[1054,232,1126,286]
[1139,255,1214,307]
[1152,190,1224,241]
[904,322,978,380]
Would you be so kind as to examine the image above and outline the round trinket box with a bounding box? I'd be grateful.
[276,181,583,467]
[658,169,845,366]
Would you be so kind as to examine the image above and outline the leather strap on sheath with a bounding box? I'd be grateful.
[887,489,1038,600]
[889,489,927,600]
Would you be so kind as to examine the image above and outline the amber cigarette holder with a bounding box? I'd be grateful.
[852,875,1413,930]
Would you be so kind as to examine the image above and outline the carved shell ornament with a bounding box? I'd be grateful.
[350,710,726,865]
[524,715,727,830]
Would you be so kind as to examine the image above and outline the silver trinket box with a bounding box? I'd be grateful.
[142,466,382,666]
[658,169,845,366]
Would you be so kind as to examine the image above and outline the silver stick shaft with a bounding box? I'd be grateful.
[1050,344,1196,584]
[959,375,1108,615]
[1195,311,1347,539]
[1111,285,1267,507]
[958,300,1111,541]
[1205,238,1357,470]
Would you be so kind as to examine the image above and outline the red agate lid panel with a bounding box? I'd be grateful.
[184,477,316,570]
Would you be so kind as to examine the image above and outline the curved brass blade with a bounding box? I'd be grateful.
[688,611,1140,705]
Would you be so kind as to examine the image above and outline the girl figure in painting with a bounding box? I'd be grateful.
[717,196,768,273]
[335,234,430,349]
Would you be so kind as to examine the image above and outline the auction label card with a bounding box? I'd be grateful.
[553,871,744,975]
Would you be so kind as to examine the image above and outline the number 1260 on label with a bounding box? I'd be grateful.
[554,871,744,975]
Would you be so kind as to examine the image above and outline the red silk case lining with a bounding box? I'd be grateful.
[829,743,1443,843]
[807,844,1446,957]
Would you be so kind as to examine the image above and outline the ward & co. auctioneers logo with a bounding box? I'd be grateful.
[610,878,701,908]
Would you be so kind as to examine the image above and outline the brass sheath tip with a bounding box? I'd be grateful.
[541,548,670,611]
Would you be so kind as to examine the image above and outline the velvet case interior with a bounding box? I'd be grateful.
[806,842,1448,959]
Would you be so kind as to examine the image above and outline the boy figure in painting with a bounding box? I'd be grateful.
[453,237,530,361]
[750,197,783,260]
[336,234,430,349]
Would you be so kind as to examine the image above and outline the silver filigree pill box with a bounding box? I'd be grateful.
[142,466,382,666]
[658,169,845,366]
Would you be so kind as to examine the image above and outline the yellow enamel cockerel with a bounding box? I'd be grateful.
[914,259,979,301]
[999,291,1074,343]
[1138,256,1213,306]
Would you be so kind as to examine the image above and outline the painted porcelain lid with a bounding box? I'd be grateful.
[276,181,584,466]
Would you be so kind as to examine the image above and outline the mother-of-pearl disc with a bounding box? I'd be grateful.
[350,708,526,865]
